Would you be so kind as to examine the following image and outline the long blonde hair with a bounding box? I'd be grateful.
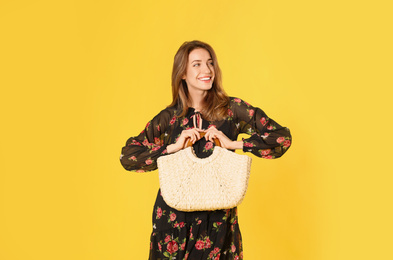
[169,40,229,121]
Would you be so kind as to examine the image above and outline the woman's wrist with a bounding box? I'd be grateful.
[166,143,181,154]
[230,141,244,150]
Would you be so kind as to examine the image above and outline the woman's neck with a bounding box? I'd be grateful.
[188,89,207,111]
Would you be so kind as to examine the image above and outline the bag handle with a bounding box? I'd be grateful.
[185,132,221,148]
[185,113,221,148]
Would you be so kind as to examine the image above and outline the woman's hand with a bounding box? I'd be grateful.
[204,126,243,150]
[167,128,205,154]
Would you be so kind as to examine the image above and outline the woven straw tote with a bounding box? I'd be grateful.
[157,113,252,211]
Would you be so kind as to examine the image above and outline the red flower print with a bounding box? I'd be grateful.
[248,109,255,116]
[167,241,178,254]
[283,139,291,148]
[262,132,269,137]
[213,247,220,254]
[156,125,160,131]
[169,116,176,125]
[129,156,136,161]
[267,125,273,130]
[186,127,192,130]
[234,98,241,103]
[235,256,239,260]
[240,252,243,259]
[228,109,234,117]
[231,244,236,252]
[209,251,214,258]
[131,139,141,146]
[174,223,179,228]
[244,101,251,106]
[152,146,161,151]
[215,254,221,260]
[183,118,189,125]
[161,149,167,154]
[157,207,162,219]
[145,121,150,129]
[145,159,153,165]
[205,141,213,150]
[185,253,189,260]
[244,142,253,147]
[208,124,216,129]
[262,155,273,159]
[276,137,285,143]
[164,235,171,243]
[195,239,205,250]
[260,117,267,126]
[260,149,271,156]
[170,213,176,221]
[181,242,186,251]
[179,222,185,228]
[216,222,222,226]
[158,242,162,251]
[136,169,145,173]
[205,237,211,248]
[154,137,161,145]
[197,219,202,225]
[233,219,237,225]
[143,139,149,146]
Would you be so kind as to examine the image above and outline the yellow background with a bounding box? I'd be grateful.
[1,0,392,259]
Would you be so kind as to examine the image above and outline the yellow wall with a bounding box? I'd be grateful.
[1,1,392,259]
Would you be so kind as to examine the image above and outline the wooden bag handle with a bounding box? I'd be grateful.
[185,132,221,148]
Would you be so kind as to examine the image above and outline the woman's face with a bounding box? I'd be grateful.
[182,48,215,94]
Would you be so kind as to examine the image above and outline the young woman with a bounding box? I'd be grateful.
[120,40,292,260]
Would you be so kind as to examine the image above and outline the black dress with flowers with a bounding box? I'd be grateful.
[120,97,292,260]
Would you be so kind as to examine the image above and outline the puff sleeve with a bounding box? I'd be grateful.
[230,97,292,159]
[119,109,172,172]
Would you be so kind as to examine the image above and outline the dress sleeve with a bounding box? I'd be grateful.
[230,97,292,159]
[119,109,172,172]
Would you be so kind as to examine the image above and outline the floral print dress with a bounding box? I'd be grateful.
[120,97,292,260]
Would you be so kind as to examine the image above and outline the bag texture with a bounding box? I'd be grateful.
[157,146,252,212]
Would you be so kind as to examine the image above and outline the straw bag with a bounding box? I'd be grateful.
[157,130,252,212]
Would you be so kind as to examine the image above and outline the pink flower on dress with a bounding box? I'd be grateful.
[227,109,234,117]
[158,242,162,251]
[208,124,216,129]
[216,222,222,226]
[213,247,220,254]
[195,240,205,250]
[167,241,178,254]
[205,237,211,248]
[215,253,221,260]
[156,207,162,219]
[181,242,186,251]
[169,116,176,125]
[197,219,202,225]
[164,235,171,243]
[179,222,185,228]
[183,118,189,125]
[262,155,273,159]
[267,125,273,130]
[235,256,239,260]
[248,109,255,116]
[145,121,150,129]
[244,142,253,147]
[283,139,291,148]
[234,98,241,103]
[262,132,269,138]
[170,213,176,221]
[205,141,213,150]
[152,146,161,151]
[276,137,285,143]
[231,244,236,252]
[260,149,271,156]
[154,137,161,145]
[145,159,153,165]
[129,156,136,161]
[136,169,145,173]
[260,117,267,126]
[156,125,160,131]
[185,253,189,260]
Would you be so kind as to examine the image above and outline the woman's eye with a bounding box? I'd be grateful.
[193,63,200,67]
[210,62,214,66]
